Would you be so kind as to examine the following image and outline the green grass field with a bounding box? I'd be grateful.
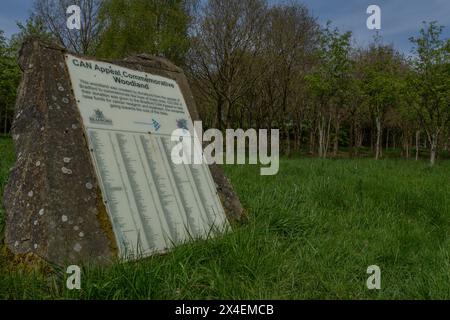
[1,136,450,299]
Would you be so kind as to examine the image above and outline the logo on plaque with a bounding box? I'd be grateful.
[176,118,188,130]
[152,118,161,131]
[89,108,113,125]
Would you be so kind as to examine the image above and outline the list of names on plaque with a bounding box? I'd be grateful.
[66,54,228,258]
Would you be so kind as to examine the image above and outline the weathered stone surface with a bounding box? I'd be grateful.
[3,38,243,266]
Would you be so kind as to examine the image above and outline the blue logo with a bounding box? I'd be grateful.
[152,119,161,131]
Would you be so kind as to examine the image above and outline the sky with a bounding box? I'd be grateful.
[299,0,450,54]
[0,0,449,54]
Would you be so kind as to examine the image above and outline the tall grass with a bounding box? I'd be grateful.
[1,136,450,299]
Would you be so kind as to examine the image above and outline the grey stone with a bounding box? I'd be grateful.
[3,38,244,266]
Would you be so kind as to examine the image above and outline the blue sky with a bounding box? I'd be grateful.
[1,0,449,54]
[0,0,34,38]
[300,0,450,54]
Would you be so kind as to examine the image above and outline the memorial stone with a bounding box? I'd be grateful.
[3,38,243,265]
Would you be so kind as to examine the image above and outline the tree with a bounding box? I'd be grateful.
[0,31,21,134]
[409,21,450,166]
[96,0,191,64]
[359,38,405,160]
[34,0,103,54]
[306,24,352,158]
[9,15,53,52]
[0,16,52,135]
[187,0,268,130]
[261,3,318,155]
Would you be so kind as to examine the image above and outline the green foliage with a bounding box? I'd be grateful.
[307,24,353,105]
[0,31,21,134]
[409,22,450,135]
[10,15,53,52]
[0,17,51,135]
[95,0,191,65]
[1,137,450,299]
[359,39,405,118]
[0,137,15,233]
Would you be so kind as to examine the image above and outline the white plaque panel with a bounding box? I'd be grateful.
[65,54,228,259]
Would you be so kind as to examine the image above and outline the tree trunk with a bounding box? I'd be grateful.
[375,116,382,160]
[430,143,437,166]
[349,121,354,157]
[370,127,374,151]
[318,116,324,158]
[324,115,331,158]
[296,125,302,153]
[333,121,340,156]
[216,97,223,130]
[406,136,410,158]
[385,129,389,150]
[357,127,363,151]
[415,130,420,161]
[428,131,439,166]
[359,131,364,148]
[3,108,7,135]
[309,128,315,155]
[285,126,291,157]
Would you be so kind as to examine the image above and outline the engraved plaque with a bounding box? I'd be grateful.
[66,54,229,259]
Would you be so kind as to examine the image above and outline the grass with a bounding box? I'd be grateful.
[1,135,450,299]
